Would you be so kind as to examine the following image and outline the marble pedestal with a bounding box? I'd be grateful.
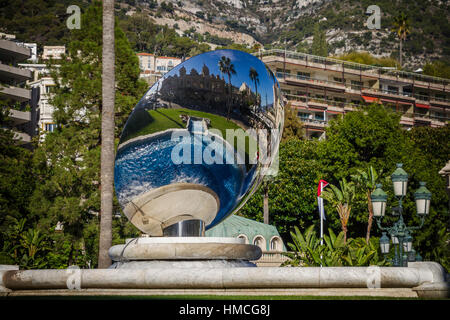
[108,237,262,269]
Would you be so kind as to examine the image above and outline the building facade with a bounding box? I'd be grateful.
[257,49,449,139]
[137,53,182,86]
[42,45,65,60]
[205,214,288,267]
[0,38,39,146]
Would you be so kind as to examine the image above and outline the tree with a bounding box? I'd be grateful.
[351,166,380,244]
[249,67,259,107]
[321,178,356,243]
[422,60,450,79]
[311,23,327,57]
[392,13,410,68]
[281,103,304,142]
[0,105,36,264]
[29,1,146,268]
[240,139,322,240]
[98,0,115,269]
[218,56,236,119]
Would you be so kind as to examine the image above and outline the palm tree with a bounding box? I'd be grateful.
[321,178,356,243]
[351,166,380,244]
[249,67,260,107]
[98,0,115,269]
[392,13,410,69]
[218,56,236,119]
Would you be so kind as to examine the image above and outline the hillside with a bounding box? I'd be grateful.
[130,0,449,69]
[0,0,449,70]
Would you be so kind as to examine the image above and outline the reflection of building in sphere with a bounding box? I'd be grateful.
[158,65,258,128]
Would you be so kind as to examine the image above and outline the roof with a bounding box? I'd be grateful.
[205,215,285,251]
[157,56,181,60]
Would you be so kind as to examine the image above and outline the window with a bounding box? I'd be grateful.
[314,113,325,121]
[333,77,345,83]
[45,123,58,132]
[237,234,248,244]
[388,86,399,94]
[435,93,446,100]
[270,237,282,251]
[157,66,166,71]
[147,59,151,69]
[253,236,266,251]
[45,86,55,94]
[297,72,310,80]
[351,80,363,90]
[276,68,284,78]
[298,112,311,120]
[403,87,412,97]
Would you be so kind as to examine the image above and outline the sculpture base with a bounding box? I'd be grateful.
[108,237,262,269]
[110,260,257,269]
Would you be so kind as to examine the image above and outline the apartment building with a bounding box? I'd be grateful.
[137,53,182,85]
[0,38,39,146]
[257,49,449,139]
[42,45,65,60]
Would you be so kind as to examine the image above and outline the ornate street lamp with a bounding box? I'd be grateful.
[414,182,432,216]
[391,163,408,198]
[372,163,431,267]
[379,232,390,255]
[403,235,413,253]
[371,184,387,217]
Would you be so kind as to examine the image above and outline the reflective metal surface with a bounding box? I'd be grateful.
[114,49,284,236]
[162,219,205,237]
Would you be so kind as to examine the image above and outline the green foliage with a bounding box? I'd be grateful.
[283,225,389,267]
[0,104,36,261]
[1,218,51,269]
[422,61,450,79]
[334,52,398,68]
[240,139,321,240]
[0,0,86,46]
[311,23,327,57]
[119,13,211,57]
[281,104,304,142]
[241,105,448,271]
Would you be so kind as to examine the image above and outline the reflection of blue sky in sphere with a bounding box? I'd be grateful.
[114,128,246,229]
[144,50,276,108]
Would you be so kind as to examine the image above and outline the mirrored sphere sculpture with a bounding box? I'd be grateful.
[114,50,284,236]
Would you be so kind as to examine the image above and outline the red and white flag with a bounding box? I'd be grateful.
[317,180,329,221]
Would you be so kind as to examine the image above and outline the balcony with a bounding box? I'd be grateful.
[0,63,32,83]
[0,39,31,63]
[256,49,450,92]
[12,130,31,144]
[0,85,30,102]
[301,118,327,128]
[279,72,346,92]
[251,251,290,267]
[9,108,31,125]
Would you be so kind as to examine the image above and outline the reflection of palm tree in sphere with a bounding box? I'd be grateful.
[249,67,260,108]
[218,56,236,119]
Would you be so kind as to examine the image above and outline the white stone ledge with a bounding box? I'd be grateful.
[2,263,447,292]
